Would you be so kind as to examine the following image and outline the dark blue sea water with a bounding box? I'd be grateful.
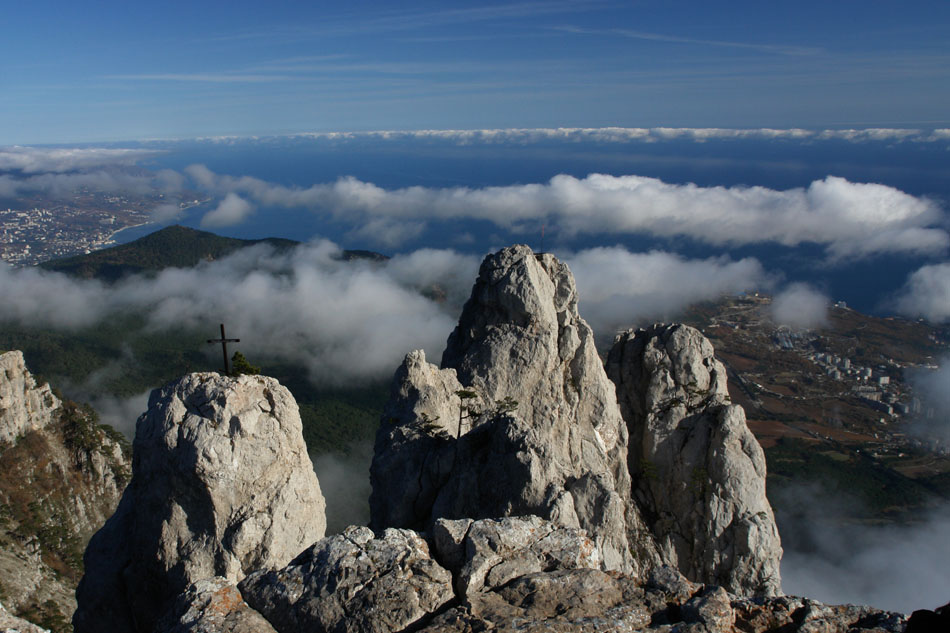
[117,135,950,316]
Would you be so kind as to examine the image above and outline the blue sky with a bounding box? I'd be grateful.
[3,0,949,144]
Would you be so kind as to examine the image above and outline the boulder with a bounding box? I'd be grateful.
[607,323,783,596]
[74,372,326,633]
[0,351,60,444]
[240,526,455,633]
[371,245,634,572]
[156,577,278,633]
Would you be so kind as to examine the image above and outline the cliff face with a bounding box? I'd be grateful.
[370,246,779,595]
[607,324,783,596]
[370,246,634,572]
[0,350,129,633]
[74,372,327,633]
[0,351,61,444]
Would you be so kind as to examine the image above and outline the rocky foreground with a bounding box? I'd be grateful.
[2,244,933,632]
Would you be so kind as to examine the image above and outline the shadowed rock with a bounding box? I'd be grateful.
[607,323,783,596]
[74,373,326,633]
[370,245,634,572]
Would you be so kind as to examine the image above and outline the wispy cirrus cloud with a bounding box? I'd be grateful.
[105,73,293,83]
[556,25,822,56]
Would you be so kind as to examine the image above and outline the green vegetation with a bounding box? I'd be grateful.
[230,351,261,376]
[40,225,298,281]
[18,599,70,633]
[765,438,946,521]
[58,400,131,485]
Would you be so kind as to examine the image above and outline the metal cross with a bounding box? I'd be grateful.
[207,323,240,375]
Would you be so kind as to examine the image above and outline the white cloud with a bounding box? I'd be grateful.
[565,247,769,336]
[769,283,830,330]
[182,126,950,146]
[200,192,255,227]
[816,128,922,143]
[906,358,950,447]
[0,242,772,384]
[149,203,183,223]
[0,170,160,198]
[780,487,950,614]
[0,146,157,173]
[896,263,950,323]
[189,166,948,259]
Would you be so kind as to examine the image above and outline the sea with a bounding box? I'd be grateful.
[114,133,950,317]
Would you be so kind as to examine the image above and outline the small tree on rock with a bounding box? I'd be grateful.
[230,351,260,376]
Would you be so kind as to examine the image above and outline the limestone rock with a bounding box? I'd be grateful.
[371,245,633,572]
[178,515,904,633]
[430,516,601,599]
[0,355,128,628]
[239,525,455,633]
[156,577,278,633]
[0,351,60,444]
[607,323,783,596]
[74,372,326,633]
[0,601,49,633]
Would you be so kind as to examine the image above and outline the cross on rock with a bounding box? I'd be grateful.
[207,323,240,375]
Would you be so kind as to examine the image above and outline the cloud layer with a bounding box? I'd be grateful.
[769,283,830,330]
[194,126,950,146]
[0,146,158,174]
[0,241,772,385]
[896,263,950,323]
[188,167,948,259]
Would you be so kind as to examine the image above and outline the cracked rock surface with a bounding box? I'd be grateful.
[0,350,60,443]
[221,517,906,633]
[371,245,634,573]
[74,373,326,633]
[239,525,455,633]
[607,323,783,597]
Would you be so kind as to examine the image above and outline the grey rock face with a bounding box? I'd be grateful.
[74,372,326,633]
[171,515,903,633]
[240,525,455,633]
[157,577,278,633]
[430,516,602,599]
[371,245,633,572]
[607,323,783,597]
[0,351,60,444]
[0,353,128,628]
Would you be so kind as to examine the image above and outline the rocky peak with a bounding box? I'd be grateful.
[74,372,327,633]
[607,323,783,596]
[371,245,634,572]
[0,350,60,444]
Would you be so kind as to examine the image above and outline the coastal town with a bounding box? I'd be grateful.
[0,189,206,265]
[686,294,950,460]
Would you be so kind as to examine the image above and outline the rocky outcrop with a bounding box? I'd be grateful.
[0,353,128,631]
[607,323,783,597]
[370,245,634,572]
[156,577,278,633]
[171,516,905,633]
[241,526,455,633]
[74,372,326,633]
[0,601,50,633]
[0,351,60,444]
